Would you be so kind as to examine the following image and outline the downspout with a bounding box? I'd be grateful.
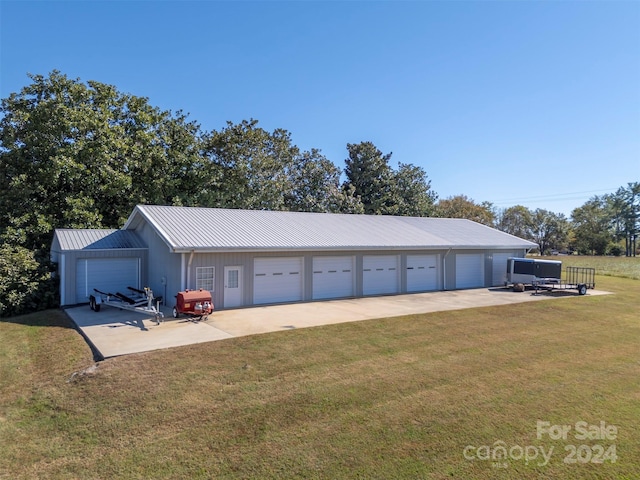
[443,248,452,290]
[59,254,65,306]
[186,250,195,290]
[180,253,186,291]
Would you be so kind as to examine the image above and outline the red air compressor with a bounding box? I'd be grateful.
[173,289,214,320]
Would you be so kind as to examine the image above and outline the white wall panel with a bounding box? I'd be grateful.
[254,257,303,304]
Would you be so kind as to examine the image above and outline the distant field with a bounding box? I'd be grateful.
[540,254,640,280]
[1,257,638,479]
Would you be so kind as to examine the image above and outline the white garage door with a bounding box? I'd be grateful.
[407,254,439,292]
[254,257,303,305]
[75,258,140,302]
[312,256,355,300]
[455,253,485,289]
[492,253,511,286]
[363,255,399,296]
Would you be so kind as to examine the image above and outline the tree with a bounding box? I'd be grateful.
[392,162,438,217]
[285,148,363,213]
[0,71,204,253]
[0,71,204,316]
[201,119,298,210]
[496,205,533,239]
[529,209,569,254]
[435,195,495,226]
[0,244,56,316]
[342,142,437,216]
[343,141,396,215]
[609,182,640,256]
[570,197,613,255]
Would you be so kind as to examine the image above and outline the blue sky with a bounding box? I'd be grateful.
[2,0,639,216]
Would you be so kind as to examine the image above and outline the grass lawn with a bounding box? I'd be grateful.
[1,258,639,479]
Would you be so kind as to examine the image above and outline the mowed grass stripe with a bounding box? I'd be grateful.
[1,264,639,479]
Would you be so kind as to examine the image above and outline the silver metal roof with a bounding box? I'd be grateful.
[123,205,537,253]
[52,229,147,251]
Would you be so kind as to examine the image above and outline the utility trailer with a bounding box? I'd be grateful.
[532,266,596,296]
[89,286,165,324]
[505,258,595,296]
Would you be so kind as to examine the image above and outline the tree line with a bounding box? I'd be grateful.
[496,186,639,257]
[1,71,638,316]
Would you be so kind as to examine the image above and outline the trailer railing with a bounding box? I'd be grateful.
[565,267,596,289]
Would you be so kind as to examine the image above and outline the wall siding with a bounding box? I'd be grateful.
[132,222,180,307]
[173,249,460,310]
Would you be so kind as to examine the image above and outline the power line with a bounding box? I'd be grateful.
[491,188,617,206]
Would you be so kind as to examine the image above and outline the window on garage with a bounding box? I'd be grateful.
[196,266,215,291]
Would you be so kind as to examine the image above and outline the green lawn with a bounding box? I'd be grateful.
[1,258,639,479]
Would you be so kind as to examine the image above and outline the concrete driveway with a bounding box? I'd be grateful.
[64,287,610,359]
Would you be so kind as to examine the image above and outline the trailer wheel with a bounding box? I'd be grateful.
[172,306,179,318]
[90,296,101,312]
[578,284,587,296]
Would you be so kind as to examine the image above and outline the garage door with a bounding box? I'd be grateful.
[407,254,439,292]
[75,258,140,303]
[455,253,485,289]
[491,253,511,286]
[312,256,355,300]
[254,257,303,305]
[363,255,399,296]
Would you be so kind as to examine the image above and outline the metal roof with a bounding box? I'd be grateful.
[52,229,147,251]
[123,205,537,253]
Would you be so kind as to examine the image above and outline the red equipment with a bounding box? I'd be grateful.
[173,289,214,320]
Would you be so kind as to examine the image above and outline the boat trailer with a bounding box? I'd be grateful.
[89,286,165,325]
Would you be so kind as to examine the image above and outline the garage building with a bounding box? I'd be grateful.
[51,205,537,309]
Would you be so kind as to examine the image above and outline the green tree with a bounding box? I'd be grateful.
[496,205,533,239]
[529,209,569,254]
[201,119,297,210]
[285,148,363,213]
[435,195,495,226]
[342,142,437,216]
[570,197,613,255]
[343,142,396,215]
[611,182,640,256]
[393,162,438,217]
[0,71,204,252]
[0,71,204,315]
[0,244,56,316]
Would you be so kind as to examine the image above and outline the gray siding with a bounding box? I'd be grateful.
[132,221,181,307]
[177,249,469,310]
[488,250,523,286]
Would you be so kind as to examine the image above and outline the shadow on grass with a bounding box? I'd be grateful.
[1,308,104,361]
[0,308,76,328]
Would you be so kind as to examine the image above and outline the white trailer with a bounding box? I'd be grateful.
[506,258,562,286]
